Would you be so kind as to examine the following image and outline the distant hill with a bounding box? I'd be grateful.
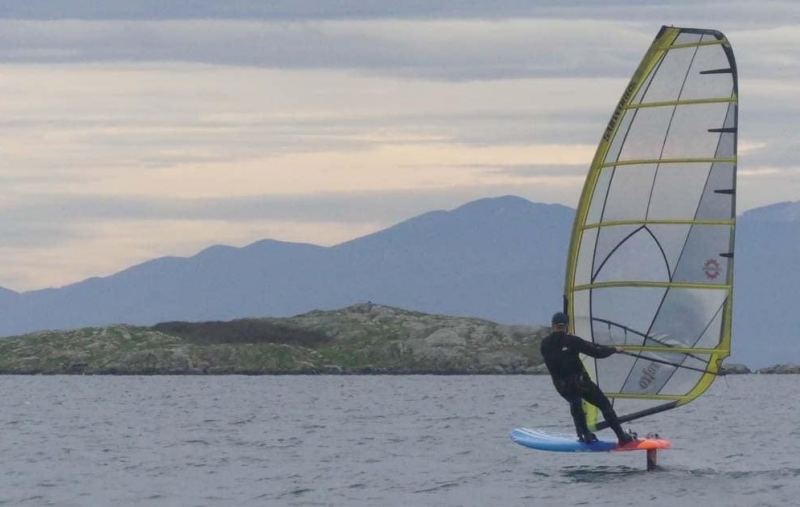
[740,201,800,222]
[0,195,797,367]
[0,196,571,334]
[0,287,17,305]
[732,201,800,367]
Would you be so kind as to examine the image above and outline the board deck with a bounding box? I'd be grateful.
[510,428,671,453]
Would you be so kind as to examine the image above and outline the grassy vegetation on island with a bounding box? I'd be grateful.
[0,304,549,374]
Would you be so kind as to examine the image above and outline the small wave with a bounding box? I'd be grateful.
[230,416,256,425]
[679,467,800,479]
[561,465,644,483]
[183,439,210,445]
[18,495,46,504]
[284,488,313,497]
[413,481,460,494]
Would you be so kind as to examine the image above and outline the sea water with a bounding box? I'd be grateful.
[0,375,797,506]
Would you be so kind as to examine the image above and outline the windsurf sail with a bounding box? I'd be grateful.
[563,26,737,430]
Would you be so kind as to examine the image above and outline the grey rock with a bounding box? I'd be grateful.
[720,362,751,374]
[757,363,800,374]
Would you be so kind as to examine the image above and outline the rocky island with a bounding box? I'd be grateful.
[0,303,784,375]
[0,304,547,374]
[756,363,800,374]
[719,363,751,375]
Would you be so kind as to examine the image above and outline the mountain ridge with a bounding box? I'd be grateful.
[0,195,796,367]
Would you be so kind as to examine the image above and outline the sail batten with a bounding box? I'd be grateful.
[669,40,725,49]
[624,97,736,109]
[564,26,737,430]
[601,157,736,167]
[584,219,734,229]
[574,281,731,291]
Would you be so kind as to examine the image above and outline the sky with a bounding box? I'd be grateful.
[1,1,799,291]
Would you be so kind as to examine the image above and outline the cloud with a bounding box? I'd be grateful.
[0,18,654,81]
[0,3,798,291]
[0,170,586,223]
[737,165,800,211]
[2,13,798,84]
[0,62,615,197]
[2,0,799,25]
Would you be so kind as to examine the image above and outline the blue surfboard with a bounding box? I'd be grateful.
[510,428,617,452]
[510,427,671,453]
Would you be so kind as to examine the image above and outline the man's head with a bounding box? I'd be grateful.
[551,311,568,332]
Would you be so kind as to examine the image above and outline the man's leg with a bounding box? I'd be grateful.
[567,396,594,442]
[579,380,632,444]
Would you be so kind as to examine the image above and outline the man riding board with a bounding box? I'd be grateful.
[540,311,634,445]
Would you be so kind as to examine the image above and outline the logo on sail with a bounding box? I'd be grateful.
[603,82,637,142]
[639,362,662,389]
[703,258,721,280]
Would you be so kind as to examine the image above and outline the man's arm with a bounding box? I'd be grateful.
[570,335,618,358]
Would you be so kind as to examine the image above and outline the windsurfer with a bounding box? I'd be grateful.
[540,311,634,445]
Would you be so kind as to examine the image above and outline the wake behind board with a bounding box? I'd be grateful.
[510,428,670,453]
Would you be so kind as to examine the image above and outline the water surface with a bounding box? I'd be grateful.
[0,375,796,506]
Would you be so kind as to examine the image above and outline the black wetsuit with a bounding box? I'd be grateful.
[540,331,628,441]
